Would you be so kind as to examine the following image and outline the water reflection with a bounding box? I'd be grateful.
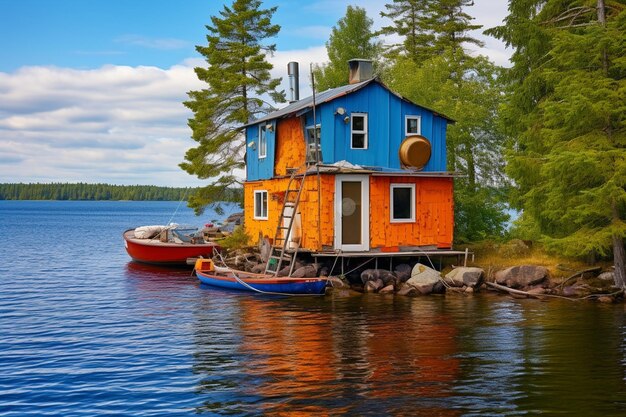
[189,293,626,416]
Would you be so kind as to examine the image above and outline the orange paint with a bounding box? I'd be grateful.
[244,174,334,251]
[273,118,306,177]
[369,176,453,249]
[245,174,453,251]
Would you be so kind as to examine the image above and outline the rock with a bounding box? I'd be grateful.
[379,284,395,294]
[495,265,548,289]
[327,276,350,289]
[597,296,614,304]
[407,263,443,295]
[432,281,446,294]
[394,264,412,282]
[360,269,398,286]
[445,267,484,288]
[319,266,329,277]
[498,239,531,257]
[291,264,319,278]
[276,261,305,277]
[365,278,384,293]
[598,271,615,281]
[251,263,266,274]
[465,286,474,294]
[397,283,419,297]
[526,287,546,295]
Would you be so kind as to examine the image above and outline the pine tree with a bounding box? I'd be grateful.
[182,0,285,214]
[312,6,381,91]
[383,0,508,242]
[378,0,436,62]
[489,0,626,288]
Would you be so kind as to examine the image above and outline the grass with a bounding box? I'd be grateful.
[461,239,612,283]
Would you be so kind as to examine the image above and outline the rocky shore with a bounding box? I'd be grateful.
[216,248,624,303]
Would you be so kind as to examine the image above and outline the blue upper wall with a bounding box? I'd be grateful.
[245,80,450,181]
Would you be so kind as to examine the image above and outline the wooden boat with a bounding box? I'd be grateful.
[194,259,328,295]
[123,226,220,266]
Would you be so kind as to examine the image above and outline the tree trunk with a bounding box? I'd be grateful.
[612,202,626,289]
[612,234,626,290]
[597,0,608,73]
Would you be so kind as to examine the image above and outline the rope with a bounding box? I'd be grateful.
[166,187,190,226]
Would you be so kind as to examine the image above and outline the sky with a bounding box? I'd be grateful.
[0,0,511,187]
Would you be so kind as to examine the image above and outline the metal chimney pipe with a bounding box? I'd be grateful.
[287,62,300,102]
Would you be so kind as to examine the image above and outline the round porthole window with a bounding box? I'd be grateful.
[342,198,356,216]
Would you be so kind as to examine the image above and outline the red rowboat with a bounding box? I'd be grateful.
[123,227,220,266]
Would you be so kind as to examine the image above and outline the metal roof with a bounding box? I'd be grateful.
[242,78,455,128]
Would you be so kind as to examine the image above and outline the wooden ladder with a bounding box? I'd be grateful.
[265,168,308,276]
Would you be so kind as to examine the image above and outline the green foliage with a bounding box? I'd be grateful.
[182,0,285,214]
[0,183,244,202]
[219,225,251,250]
[378,0,483,61]
[489,0,626,286]
[312,6,382,91]
[454,186,510,243]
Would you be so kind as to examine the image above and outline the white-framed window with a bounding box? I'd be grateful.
[390,184,415,223]
[405,115,421,135]
[351,113,368,149]
[306,124,322,163]
[258,125,267,158]
[253,190,268,220]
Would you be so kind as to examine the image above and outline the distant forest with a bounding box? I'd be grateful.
[0,183,244,202]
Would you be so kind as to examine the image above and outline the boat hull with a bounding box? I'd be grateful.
[123,229,219,266]
[196,269,327,295]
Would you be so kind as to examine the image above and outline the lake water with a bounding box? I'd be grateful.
[1,200,625,416]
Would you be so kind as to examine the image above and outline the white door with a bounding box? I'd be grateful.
[334,175,370,251]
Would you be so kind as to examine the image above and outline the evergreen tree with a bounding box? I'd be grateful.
[378,0,436,62]
[383,0,508,241]
[182,0,285,214]
[312,6,381,91]
[489,0,626,288]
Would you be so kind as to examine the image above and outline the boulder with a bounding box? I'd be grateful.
[379,284,395,294]
[360,269,398,286]
[397,283,419,297]
[365,278,384,293]
[495,265,548,289]
[291,264,319,278]
[394,264,412,282]
[445,267,484,288]
[598,271,615,281]
[407,263,442,294]
[251,263,267,274]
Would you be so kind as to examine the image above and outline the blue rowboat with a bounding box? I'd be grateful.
[194,259,327,295]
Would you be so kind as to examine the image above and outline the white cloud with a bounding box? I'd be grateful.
[0,63,209,186]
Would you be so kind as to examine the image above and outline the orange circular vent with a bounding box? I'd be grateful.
[399,135,431,169]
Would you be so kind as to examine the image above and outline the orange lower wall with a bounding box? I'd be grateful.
[244,174,335,251]
[369,176,453,249]
[245,175,453,251]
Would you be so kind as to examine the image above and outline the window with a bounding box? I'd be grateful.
[306,125,322,163]
[351,113,368,149]
[258,125,267,158]
[254,190,268,220]
[405,115,421,135]
[390,184,415,222]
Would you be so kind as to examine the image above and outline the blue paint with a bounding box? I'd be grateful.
[245,120,276,181]
[196,271,327,294]
[245,80,450,180]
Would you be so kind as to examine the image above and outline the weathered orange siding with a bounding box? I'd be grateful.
[369,176,454,249]
[273,118,306,177]
[244,174,335,251]
[246,174,453,251]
